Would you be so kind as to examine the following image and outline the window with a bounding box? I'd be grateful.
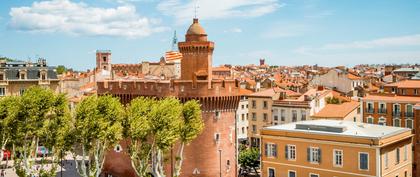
[406,104,414,117]
[0,73,3,81]
[281,109,285,121]
[308,147,321,163]
[378,117,386,126]
[214,133,220,142]
[103,56,107,62]
[241,105,245,109]
[0,87,5,96]
[265,143,277,157]
[384,152,388,169]
[310,174,319,177]
[359,152,369,170]
[406,119,413,129]
[20,73,26,80]
[392,87,396,93]
[241,114,245,121]
[292,110,297,122]
[393,118,401,127]
[274,115,278,121]
[285,145,296,160]
[114,144,123,153]
[404,145,408,161]
[252,113,257,121]
[263,113,268,121]
[215,111,221,119]
[415,89,418,95]
[401,89,406,95]
[405,171,408,177]
[301,110,307,121]
[379,103,386,114]
[396,147,400,164]
[19,88,25,95]
[268,168,275,177]
[41,73,46,80]
[252,100,256,108]
[333,149,343,167]
[241,127,245,134]
[263,101,268,109]
[252,125,256,132]
[288,171,296,177]
[367,102,374,113]
[367,117,374,124]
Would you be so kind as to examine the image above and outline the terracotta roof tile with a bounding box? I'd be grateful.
[312,101,360,119]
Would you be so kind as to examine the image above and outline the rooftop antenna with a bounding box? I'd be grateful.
[171,30,178,51]
[194,0,199,19]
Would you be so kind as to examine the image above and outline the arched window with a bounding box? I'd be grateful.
[393,118,401,127]
[406,119,413,129]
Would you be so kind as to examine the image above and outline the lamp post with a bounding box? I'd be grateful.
[219,149,222,177]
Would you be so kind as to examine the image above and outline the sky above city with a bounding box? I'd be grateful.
[1,0,420,70]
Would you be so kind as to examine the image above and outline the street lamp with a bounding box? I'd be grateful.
[218,149,222,177]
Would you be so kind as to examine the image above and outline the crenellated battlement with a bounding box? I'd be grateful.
[97,79,241,111]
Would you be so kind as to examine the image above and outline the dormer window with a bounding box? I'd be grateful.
[41,73,47,80]
[20,73,26,80]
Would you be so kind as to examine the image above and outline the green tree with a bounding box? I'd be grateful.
[56,65,67,75]
[13,86,72,177]
[127,97,202,177]
[0,96,20,161]
[174,100,203,177]
[72,95,124,177]
[239,148,260,175]
[326,97,341,104]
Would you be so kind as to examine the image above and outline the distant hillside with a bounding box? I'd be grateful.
[0,56,17,62]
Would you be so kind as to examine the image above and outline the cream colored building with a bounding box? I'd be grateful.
[311,69,364,96]
[0,59,59,96]
[261,120,413,177]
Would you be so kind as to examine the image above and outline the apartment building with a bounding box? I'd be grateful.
[248,88,279,147]
[272,88,332,125]
[261,120,413,177]
[0,59,59,96]
[237,95,250,144]
[311,68,364,96]
[362,79,420,176]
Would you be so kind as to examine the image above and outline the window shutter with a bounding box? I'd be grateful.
[318,149,322,163]
[264,143,268,157]
[307,148,311,162]
[273,144,277,157]
[285,145,289,159]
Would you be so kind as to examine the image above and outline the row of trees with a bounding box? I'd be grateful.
[0,86,204,177]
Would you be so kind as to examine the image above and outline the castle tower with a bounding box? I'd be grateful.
[178,18,214,82]
[96,50,112,71]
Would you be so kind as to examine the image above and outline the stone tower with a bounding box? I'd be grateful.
[179,18,214,83]
[96,50,112,71]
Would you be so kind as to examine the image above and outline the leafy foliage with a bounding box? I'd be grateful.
[126,97,203,177]
[239,148,260,175]
[73,94,124,177]
[325,96,341,104]
[56,65,67,75]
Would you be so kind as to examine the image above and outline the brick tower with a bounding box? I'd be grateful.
[99,18,240,177]
[96,50,112,71]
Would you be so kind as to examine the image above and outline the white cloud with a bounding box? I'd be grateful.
[9,0,168,38]
[157,0,283,24]
[224,27,242,33]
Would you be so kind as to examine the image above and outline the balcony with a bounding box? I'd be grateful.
[366,108,374,114]
[405,112,414,118]
[393,111,401,117]
[378,108,387,114]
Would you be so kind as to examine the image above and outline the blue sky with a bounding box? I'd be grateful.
[1,0,420,70]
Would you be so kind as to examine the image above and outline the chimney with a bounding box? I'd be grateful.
[317,85,324,91]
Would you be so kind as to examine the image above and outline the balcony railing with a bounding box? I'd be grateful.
[366,108,374,114]
[393,111,401,117]
[378,108,387,114]
[405,112,414,117]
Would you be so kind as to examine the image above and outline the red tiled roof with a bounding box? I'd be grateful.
[312,101,360,119]
[165,51,182,62]
[385,80,420,89]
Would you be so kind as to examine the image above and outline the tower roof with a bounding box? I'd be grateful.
[187,18,206,35]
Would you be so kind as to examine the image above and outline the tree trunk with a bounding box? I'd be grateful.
[174,142,185,177]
